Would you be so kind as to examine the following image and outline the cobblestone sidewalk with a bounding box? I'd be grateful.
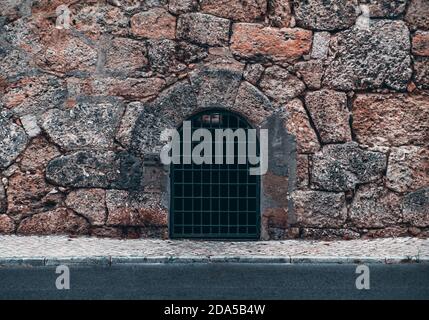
[0,236,428,266]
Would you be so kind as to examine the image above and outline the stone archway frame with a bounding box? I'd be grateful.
[123,61,299,240]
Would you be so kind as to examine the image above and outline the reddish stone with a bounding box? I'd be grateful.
[200,0,267,22]
[294,60,323,90]
[352,94,429,147]
[386,146,429,193]
[106,77,166,100]
[363,227,409,239]
[66,189,106,226]
[296,154,309,189]
[405,0,429,30]
[104,38,148,74]
[131,8,176,40]
[7,170,63,219]
[35,30,98,74]
[168,0,198,14]
[301,228,360,240]
[231,24,312,61]
[414,57,429,89]
[262,207,288,228]
[263,172,289,207]
[19,137,61,171]
[17,208,90,235]
[283,99,320,154]
[305,90,352,143]
[412,31,429,56]
[0,214,15,234]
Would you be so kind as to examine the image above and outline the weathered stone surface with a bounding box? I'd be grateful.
[35,31,98,74]
[263,172,289,208]
[200,0,267,22]
[414,57,429,89]
[104,38,148,74]
[291,191,347,228]
[147,39,207,73]
[0,214,15,234]
[305,90,351,143]
[0,0,31,22]
[168,0,197,14]
[19,137,61,172]
[106,190,167,227]
[324,21,412,91]
[243,63,264,85]
[42,98,124,150]
[46,151,143,189]
[99,77,167,100]
[231,24,312,62]
[2,75,66,119]
[350,182,402,228]
[7,170,63,219]
[363,0,407,17]
[301,228,360,240]
[0,115,28,169]
[405,0,429,30]
[71,2,129,39]
[262,207,288,229]
[130,8,176,39]
[386,146,429,193]
[177,13,230,46]
[311,143,387,191]
[413,31,429,57]
[190,63,243,109]
[20,115,40,138]
[294,0,359,31]
[259,66,305,105]
[283,99,320,154]
[311,31,330,60]
[297,154,309,189]
[17,208,90,235]
[116,102,144,149]
[268,0,292,27]
[66,189,106,226]
[294,60,323,90]
[363,227,410,238]
[0,180,6,214]
[352,94,429,147]
[233,81,274,126]
[403,188,429,227]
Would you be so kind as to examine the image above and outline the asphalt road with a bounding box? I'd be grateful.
[0,263,428,300]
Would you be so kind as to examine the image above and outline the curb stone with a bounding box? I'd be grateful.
[0,255,428,267]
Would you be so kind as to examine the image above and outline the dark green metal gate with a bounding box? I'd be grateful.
[170,109,260,239]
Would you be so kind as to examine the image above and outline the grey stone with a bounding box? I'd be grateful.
[190,63,243,109]
[362,0,407,18]
[259,65,305,106]
[349,183,402,228]
[310,32,330,60]
[128,80,198,156]
[168,0,198,14]
[1,74,66,120]
[293,0,359,31]
[324,20,412,91]
[291,190,347,228]
[233,81,274,126]
[46,151,143,190]
[403,188,429,228]
[311,142,387,191]
[386,146,429,193]
[20,114,41,138]
[0,115,28,169]
[405,0,429,30]
[177,13,230,46]
[0,179,6,214]
[301,228,360,240]
[305,90,351,143]
[42,97,125,150]
[243,63,264,85]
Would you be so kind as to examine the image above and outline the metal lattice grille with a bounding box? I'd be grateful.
[170,110,260,239]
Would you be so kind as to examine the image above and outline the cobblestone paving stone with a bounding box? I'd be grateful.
[0,236,427,262]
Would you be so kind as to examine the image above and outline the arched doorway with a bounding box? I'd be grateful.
[170,109,260,239]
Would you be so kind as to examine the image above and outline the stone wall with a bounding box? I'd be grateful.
[0,0,428,240]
